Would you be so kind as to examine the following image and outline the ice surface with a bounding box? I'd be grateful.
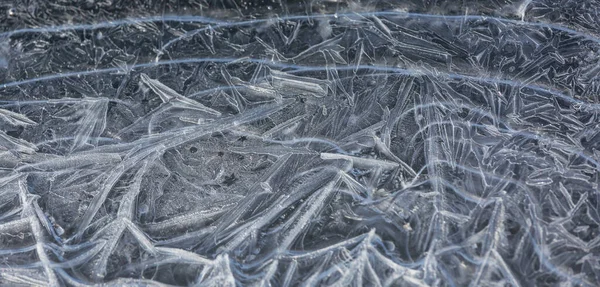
[1,0,600,286]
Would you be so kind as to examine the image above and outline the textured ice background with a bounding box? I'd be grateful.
[1,0,600,286]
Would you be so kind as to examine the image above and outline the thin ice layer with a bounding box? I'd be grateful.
[0,0,599,286]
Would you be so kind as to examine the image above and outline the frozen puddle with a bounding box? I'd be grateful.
[0,1,599,286]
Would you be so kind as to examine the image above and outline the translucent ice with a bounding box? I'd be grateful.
[0,0,599,286]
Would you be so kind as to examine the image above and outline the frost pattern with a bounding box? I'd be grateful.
[1,0,600,286]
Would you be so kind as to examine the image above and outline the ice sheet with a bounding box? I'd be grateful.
[1,0,600,286]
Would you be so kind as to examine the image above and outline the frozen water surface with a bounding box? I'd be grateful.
[1,0,600,286]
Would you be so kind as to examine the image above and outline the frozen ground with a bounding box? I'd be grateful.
[1,0,600,286]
